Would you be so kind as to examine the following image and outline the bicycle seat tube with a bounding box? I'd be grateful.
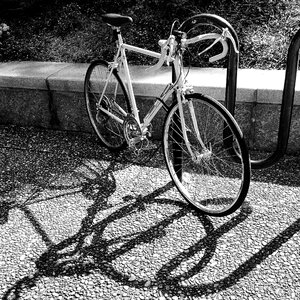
[112,26,141,124]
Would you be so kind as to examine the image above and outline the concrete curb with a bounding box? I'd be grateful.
[0,61,299,152]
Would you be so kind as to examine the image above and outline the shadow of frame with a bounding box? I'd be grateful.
[2,151,300,300]
[2,181,255,300]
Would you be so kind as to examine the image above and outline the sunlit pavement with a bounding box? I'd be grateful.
[0,125,299,300]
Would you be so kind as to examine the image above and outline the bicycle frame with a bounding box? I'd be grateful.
[111,30,175,130]
[99,26,230,157]
[116,31,202,156]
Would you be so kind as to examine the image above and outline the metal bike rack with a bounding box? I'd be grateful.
[250,29,300,169]
[179,14,300,169]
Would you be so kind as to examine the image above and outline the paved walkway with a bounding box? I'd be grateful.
[0,125,300,300]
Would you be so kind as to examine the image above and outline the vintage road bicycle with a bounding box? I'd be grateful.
[84,13,251,216]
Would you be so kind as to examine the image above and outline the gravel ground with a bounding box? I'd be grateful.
[0,125,299,300]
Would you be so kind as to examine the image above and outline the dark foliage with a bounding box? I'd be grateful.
[0,0,299,69]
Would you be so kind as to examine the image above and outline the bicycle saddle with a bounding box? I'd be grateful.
[102,14,133,27]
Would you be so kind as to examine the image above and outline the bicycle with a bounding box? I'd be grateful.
[84,13,251,217]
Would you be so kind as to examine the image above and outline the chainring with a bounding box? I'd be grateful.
[123,114,143,149]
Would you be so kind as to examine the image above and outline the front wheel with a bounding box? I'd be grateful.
[163,93,251,217]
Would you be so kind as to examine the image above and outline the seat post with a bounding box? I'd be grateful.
[112,26,123,46]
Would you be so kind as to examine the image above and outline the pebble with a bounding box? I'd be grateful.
[128,274,136,282]
[144,280,151,287]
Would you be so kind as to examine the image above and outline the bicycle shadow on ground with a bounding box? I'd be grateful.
[0,133,134,224]
[0,147,125,299]
[2,174,253,300]
[0,146,85,224]
[2,152,300,299]
[157,214,300,298]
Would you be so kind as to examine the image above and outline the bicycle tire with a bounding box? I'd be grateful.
[163,93,250,217]
[84,59,131,151]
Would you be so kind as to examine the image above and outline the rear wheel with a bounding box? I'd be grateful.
[84,59,131,151]
[163,93,250,217]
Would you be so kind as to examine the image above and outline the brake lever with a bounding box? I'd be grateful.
[147,35,175,72]
[146,40,168,72]
[166,35,175,66]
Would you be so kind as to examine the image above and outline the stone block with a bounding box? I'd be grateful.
[0,88,51,128]
[0,61,300,154]
[0,61,69,90]
[52,91,92,132]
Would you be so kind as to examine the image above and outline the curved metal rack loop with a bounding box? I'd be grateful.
[179,14,300,169]
[252,29,300,169]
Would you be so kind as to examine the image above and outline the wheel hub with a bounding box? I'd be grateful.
[194,147,212,163]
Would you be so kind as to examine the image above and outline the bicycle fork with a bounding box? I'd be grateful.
[177,92,212,162]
